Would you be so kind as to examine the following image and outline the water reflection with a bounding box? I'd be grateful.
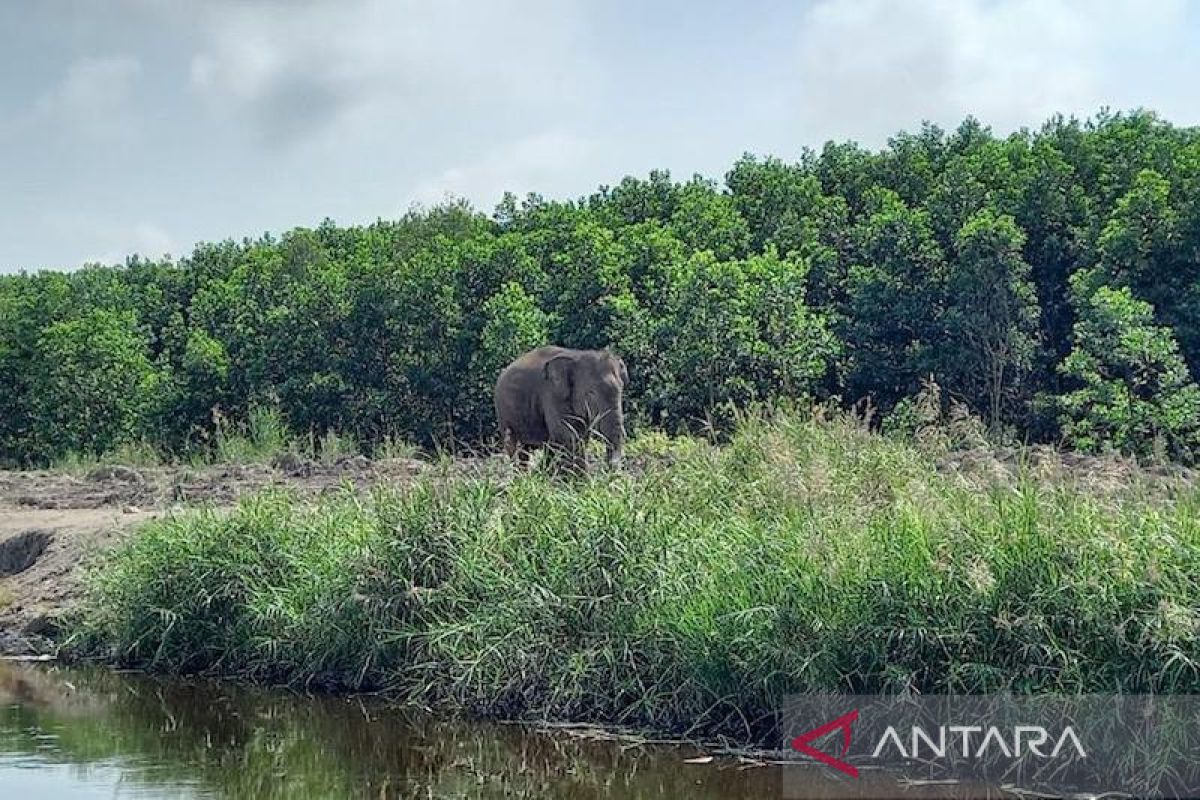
[0,662,1012,799]
[0,662,789,799]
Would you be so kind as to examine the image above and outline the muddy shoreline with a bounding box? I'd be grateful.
[0,455,466,656]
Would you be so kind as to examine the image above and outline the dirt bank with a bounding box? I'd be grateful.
[0,455,461,656]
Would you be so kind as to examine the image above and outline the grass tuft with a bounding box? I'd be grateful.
[51,440,165,473]
[211,406,292,464]
[373,434,421,461]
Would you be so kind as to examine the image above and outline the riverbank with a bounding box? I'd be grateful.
[0,453,476,654]
[61,411,1200,746]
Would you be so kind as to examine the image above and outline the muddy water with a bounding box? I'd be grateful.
[0,662,998,799]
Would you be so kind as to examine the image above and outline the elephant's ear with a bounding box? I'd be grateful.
[616,357,629,387]
[543,355,575,399]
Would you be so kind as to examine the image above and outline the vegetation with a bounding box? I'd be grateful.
[5,110,1200,466]
[73,411,1200,742]
[44,405,371,473]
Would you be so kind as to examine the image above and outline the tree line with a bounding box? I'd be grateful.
[3,109,1200,467]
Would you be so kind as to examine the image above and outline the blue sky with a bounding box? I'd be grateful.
[2,0,1198,272]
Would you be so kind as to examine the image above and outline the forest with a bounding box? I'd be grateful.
[3,109,1200,467]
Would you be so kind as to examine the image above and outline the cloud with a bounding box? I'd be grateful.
[41,214,177,265]
[185,0,592,146]
[123,221,176,260]
[792,0,1196,145]
[409,129,597,210]
[31,55,143,138]
[85,222,176,265]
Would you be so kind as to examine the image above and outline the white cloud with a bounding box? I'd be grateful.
[32,55,143,138]
[409,129,597,210]
[185,0,593,145]
[792,0,1196,145]
[41,213,177,265]
[85,222,175,265]
[123,222,176,260]
[190,33,282,104]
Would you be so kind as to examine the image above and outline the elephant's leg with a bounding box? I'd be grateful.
[563,441,585,474]
[562,437,587,474]
[544,441,582,475]
[545,412,586,475]
[516,444,534,470]
[604,441,622,469]
[502,428,538,471]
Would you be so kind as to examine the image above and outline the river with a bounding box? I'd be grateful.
[0,661,1007,799]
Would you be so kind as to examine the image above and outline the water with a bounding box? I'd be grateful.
[0,661,996,799]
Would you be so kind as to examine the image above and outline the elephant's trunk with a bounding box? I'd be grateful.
[599,406,625,467]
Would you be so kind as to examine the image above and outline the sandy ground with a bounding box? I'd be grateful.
[0,455,442,656]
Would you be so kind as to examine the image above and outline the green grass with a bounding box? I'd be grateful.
[371,434,421,461]
[41,404,396,472]
[210,405,294,464]
[70,411,1200,743]
[51,439,165,473]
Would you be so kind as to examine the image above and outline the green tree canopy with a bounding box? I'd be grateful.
[28,310,162,461]
[1059,278,1200,460]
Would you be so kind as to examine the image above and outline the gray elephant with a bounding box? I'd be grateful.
[494,346,628,470]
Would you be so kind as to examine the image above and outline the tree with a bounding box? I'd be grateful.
[0,275,72,464]
[925,119,1022,247]
[942,210,1040,425]
[614,221,687,314]
[726,155,824,251]
[28,310,162,460]
[465,283,551,436]
[842,189,947,406]
[1093,169,1200,367]
[533,219,631,350]
[875,123,946,207]
[1096,170,1178,297]
[668,178,750,261]
[2,110,1200,465]
[1011,135,1091,378]
[628,250,837,429]
[589,170,678,226]
[156,322,232,447]
[1059,279,1200,461]
[725,155,850,307]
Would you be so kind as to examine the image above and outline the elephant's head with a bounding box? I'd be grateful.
[544,350,627,465]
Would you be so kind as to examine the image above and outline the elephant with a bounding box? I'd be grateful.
[494,346,628,470]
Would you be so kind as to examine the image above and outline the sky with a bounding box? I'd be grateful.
[1,0,1198,272]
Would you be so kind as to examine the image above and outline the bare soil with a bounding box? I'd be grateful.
[0,455,452,656]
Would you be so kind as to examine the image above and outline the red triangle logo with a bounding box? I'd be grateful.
[790,709,860,778]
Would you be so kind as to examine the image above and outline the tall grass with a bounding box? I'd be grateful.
[211,405,293,464]
[72,411,1200,742]
[371,433,421,461]
[50,440,165,473]
[40,405,383,472]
